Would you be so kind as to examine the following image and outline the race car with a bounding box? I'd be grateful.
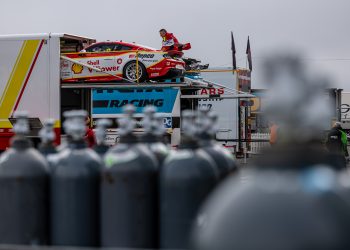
[60,41,186,83]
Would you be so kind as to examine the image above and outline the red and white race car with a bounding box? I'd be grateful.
[60,41,186,83]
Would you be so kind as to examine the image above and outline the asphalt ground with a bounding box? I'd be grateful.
[235,154,258,168]
[235,152,350,169]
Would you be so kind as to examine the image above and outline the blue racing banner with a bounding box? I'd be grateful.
[92,88,178,115]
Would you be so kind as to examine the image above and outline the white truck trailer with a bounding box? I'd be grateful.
[0,33,193,150]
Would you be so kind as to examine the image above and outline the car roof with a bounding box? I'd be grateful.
[86,41,158,51]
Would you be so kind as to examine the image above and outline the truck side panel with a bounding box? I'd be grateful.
[16,40,49,119]
[0,38,55,149]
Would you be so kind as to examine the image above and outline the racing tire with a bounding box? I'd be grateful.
[123,61,147,82]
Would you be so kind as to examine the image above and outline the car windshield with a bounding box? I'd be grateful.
[84,44,117,52]
[132,43,158,51]
[84,42,158,52]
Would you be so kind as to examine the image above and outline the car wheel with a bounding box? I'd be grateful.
[123,61,147,82]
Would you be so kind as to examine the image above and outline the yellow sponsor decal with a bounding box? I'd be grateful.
[251,97,261,112]
[72,63,84,74]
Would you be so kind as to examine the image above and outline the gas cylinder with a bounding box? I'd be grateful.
[159,110,219,249]
[101,104,158,248]
[193,53,350,250]
[0,111,49,245]
[50,110,101,246]
[38,119,57,157]
[93,118,111,157]
[193,143,350,250]
[141,106,170,165]
[196,108,237,179]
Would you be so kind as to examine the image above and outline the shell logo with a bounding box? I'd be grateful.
[72,63,83,74]
[251,97,261,112]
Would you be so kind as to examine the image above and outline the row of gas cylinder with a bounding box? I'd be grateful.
[0,105,237,249]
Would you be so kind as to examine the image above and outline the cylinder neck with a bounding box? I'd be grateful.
[69,139,87,149]
[39,141,56,148]
[10,136,32,150]
[179,136,199,149]
[119,133,139,144]
[198,132,213,141]
[141,133,158,143]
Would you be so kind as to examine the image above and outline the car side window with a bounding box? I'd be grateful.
[86,44,117,52]
[92,46,103,52]
[115,45,132,51]
[85,45,99,52]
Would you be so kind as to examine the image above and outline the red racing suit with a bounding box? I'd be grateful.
[85,128,96,148]
[161,33,180,51]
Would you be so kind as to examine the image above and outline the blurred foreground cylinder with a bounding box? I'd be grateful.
[101,105,158,248]
[196,109,237,179]
[200,141,237,179]
[38,119,57,157]
[93,118,111,157]
[0,118,49,244]
[141,106,170,165]
[193,144,350,250]
[160,111,219,249]
[50,110,102,246]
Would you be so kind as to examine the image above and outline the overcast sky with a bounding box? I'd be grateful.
[1,0,349,89]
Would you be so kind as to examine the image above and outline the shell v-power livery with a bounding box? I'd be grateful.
[0,33,192,149]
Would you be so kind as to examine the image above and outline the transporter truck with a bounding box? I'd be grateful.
[0,33,188,151]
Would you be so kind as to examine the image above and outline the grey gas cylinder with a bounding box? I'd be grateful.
[38,119,57,157]
[193,144,350,250]
[196,109,237,178]
[0,111,49,245]
[93,118,111,157]
[101,105,158,248]
[159,110,219,249]
[140,106,170,165]
[50,110,101,247]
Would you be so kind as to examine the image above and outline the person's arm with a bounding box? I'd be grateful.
[269,125,278,145]
[325,132,330,150]
[171,34,179,45]
[341,131,349,157]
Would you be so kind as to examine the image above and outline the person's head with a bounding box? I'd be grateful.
[76,42,84,52]
[269,120,277,127]
[86,116,91,127]
[159,28,167,37]
[334,121,342,129]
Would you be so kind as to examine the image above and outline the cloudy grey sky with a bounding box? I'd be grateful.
[1,0,349,89]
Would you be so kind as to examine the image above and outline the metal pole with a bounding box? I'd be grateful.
[245,106,248,142]
[243,146,247,164]
[337,89,343,121]
[136,51,139,83]
[236,71,242,156]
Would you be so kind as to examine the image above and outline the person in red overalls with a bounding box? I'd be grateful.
[269,121,279,146]
[159,28,191,57]
[85,116,96,147]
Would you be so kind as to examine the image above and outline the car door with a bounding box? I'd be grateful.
[80,43,121,78]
